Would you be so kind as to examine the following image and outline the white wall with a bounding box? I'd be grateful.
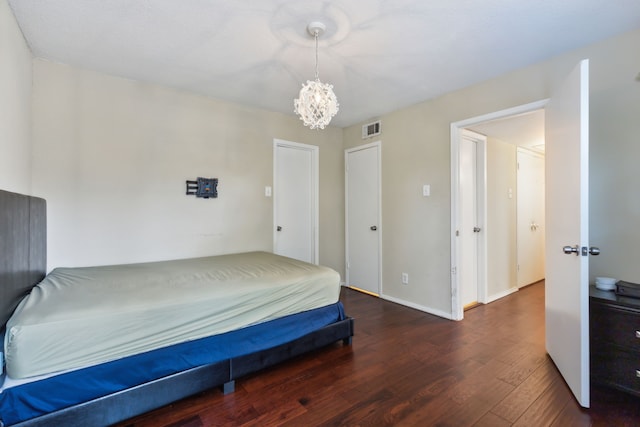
[344,29,640,317]
[31,60,345,274]
[0,0,32,194]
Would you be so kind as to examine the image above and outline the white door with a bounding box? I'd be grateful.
[459,134,478,306]
[545,59,591,408]
[273,140,318,264]
[345,142,381,295]
[459,130,486,307]
[517,148,545,287]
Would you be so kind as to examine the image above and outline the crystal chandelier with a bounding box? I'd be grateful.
[294,22,339,130]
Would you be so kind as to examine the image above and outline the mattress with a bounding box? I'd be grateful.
[0,303,347,426]
[5,251,340,379]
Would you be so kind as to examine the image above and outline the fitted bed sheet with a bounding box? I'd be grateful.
[5,251,340,379]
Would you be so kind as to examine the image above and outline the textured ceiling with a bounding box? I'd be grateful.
[8,0,640,128]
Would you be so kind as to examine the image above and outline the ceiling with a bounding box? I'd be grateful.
[470,109,545,152]
[8,0,640,128]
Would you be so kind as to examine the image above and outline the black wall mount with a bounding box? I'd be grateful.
[186,177,218,199]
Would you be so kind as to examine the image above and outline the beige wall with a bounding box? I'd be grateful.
[0,0,32,194]
[10,4,640,317]
[344,29,640,317]
[31,60,345,274]
[486,137,517,300]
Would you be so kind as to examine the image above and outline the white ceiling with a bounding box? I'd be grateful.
[8,0,640,128]
[470,109,545,152]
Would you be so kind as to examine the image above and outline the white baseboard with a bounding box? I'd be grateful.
[380,293,454,320]
[485,287,519,304]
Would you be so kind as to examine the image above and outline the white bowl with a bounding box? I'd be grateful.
[595,277,617,291]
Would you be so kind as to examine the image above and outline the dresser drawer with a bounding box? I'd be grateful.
[591,347,640,396]
[591,301,640,350]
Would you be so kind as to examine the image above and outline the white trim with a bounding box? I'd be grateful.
[381,293,454,320]
[345,141,382,295]
[450,99,549,321]
[485,287,519,304]
[273,138,319,264]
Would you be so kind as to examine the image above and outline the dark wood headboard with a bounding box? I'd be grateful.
[0,189,46,329]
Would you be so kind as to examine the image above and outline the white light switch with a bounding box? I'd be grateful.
[265,186,272,197]
[422,184,431,197]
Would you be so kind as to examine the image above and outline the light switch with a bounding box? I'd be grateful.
[422,184,431,197]
[265,186,272,197]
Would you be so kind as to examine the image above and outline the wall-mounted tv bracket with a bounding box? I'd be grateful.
[186,177,218,199]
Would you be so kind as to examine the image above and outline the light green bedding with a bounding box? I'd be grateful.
[5,251,340,379]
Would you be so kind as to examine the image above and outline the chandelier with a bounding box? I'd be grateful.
[294,22,339,130]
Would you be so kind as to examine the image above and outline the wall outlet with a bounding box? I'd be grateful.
[401,273,409,284]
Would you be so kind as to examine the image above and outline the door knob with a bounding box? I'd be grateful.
[277,226,282,231]
[563,245,579,255]
[370,226,377,231]
[589,247,600,256]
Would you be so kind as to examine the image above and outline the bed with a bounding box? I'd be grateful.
[0,189,354,426]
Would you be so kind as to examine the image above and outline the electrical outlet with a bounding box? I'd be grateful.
[402,273,409,284]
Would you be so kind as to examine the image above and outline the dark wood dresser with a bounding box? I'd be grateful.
[590,286,640,397]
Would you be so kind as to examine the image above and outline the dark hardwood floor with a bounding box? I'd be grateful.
[118,283,640,426]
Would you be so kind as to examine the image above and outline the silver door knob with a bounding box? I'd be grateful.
[589,247,600,256]
[370,226,377,231]
[563,245,579,255]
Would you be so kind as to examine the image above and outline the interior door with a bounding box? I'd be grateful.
[274,140,318,264]
[345,142,381,295]
[459,133,479,306]
[517,148,545,287]
[545,59,591,408]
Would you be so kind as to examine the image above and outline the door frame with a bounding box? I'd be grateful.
[450,99,548,320]
[273,138,319,264]
[345,141,382,295]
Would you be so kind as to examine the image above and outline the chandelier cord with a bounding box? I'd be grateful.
[314,30,319,80]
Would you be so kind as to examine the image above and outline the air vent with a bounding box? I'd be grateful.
[362,121,381,139]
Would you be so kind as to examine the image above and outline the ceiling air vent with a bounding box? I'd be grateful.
[362,121,381,139]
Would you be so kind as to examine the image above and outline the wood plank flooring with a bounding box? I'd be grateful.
[118,283,640,426]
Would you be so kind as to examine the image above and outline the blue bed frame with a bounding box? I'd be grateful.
[0,189,354,426]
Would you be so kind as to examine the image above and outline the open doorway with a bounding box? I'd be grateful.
[450,100,548,320]
[468,110,546,291]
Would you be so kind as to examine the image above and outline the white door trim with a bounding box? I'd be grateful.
[273,138,319,264]
[345,141,382,294]
[450,99,548,320]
